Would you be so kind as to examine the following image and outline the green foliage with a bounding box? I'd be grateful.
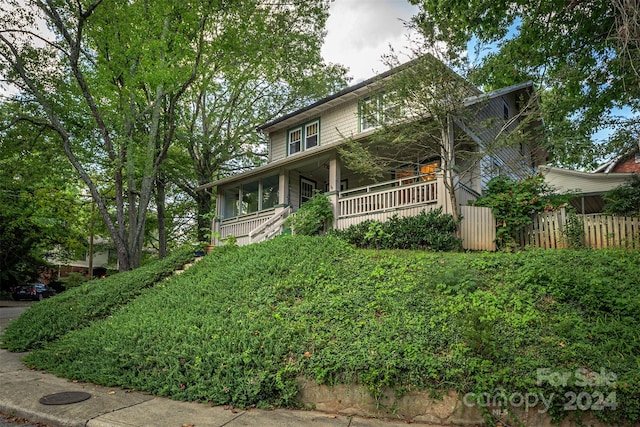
[1,248,194,352]
[562,210,585,249]
[285,193,334,236]
[332,208,461,251]
[0,111,86,289]
[364,221,388,259]
[603,175,640,216]
[60,272,89,290]
[7,238,640,424]
[409,0,640,167]
[474,176,567,249]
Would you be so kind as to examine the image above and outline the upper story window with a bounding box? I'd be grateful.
[288,128,302,155]
[360,92,402,132]
[288,119,320,156]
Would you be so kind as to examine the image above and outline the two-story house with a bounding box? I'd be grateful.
[199,59,546,246]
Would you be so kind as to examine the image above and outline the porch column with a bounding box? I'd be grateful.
[278,167,289,206]
[214,188,223,244]
[328,151,341,228]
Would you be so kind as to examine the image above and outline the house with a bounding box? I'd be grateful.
[198,58,546,246]
[540,144,640,214]
[540,166,637,214]
[594,145,640,174]
[46,237,112,279]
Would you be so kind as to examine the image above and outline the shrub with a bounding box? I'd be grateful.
[603,175,640,216]
[473,175,568,249]
[1,248,194,352]
[332,208,461,251]
[285,192,334,235]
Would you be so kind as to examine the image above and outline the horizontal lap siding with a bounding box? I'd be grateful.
[269,102,359,163]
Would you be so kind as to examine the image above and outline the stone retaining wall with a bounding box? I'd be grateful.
[296,379,627,426]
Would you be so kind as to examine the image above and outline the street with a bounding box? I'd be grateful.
[0,302,31,331]
[0,302,49,427]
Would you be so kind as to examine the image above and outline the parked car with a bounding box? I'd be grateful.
[12,283,57,301]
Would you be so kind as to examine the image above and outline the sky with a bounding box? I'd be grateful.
[321,0,420,84]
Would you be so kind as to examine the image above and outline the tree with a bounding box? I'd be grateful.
[603,174,640,215]
[0,102,85,288]
[168,2,347,242]
[0,0,341,269]
[338,52,539,232]
[409,0,640,168]
[473,175,567,249]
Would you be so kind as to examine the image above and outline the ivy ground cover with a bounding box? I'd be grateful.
[7,236,640,424]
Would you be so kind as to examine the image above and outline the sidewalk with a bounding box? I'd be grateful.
[0,348,430,427]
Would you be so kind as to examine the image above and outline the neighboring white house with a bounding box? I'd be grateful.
[198,58,547,246]
[46,237,112,278]
[540,166,637,214]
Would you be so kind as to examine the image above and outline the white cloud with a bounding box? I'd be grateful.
[321,0,420,83]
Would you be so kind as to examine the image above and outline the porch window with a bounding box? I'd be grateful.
[261,175,279,209]
[223,175,280,218]
[419,161,438,181]
[224,187,240,218]
[242,180,259,214]
[395,161,439,185]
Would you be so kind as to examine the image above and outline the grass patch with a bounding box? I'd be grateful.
[1,248,194,352]
[9,236,640,424]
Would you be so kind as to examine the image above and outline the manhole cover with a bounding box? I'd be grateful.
[39,391,91,405]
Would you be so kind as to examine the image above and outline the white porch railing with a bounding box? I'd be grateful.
[219,208,276,240]
[338,175,438,218]
[249,206,292,244]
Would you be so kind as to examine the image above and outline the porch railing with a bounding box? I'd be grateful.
[249,206,292,244]
[338,175,438,218]
[219,208,276,239]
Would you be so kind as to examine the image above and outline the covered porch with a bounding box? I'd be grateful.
[211,148,477,246]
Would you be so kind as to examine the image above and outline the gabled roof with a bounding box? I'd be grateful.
[257,61,411,134]
[594,145,640,173]
[463,81,534,107]
[257,55,483,134]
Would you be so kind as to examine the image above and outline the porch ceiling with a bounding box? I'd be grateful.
[196,147,337,190]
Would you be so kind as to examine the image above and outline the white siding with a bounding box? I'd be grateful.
[269,101,359,163]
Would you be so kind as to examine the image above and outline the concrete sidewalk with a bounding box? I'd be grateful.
[0,348,427,427]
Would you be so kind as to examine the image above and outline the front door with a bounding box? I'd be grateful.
[300,177,316,207]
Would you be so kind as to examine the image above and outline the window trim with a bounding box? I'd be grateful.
[359,92,402,132]
[288,127,302,155]
[287,118,321,156]
[304,120,319,150]
[502,99,510,121]
[222,174,280,218]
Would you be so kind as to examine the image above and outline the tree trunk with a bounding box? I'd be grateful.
[196,188,213,242]
[156,177,167,258]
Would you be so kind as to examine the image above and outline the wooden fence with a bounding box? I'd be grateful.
[459,206,640,251]
[460,205,496,251]
[517,208,640,249]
